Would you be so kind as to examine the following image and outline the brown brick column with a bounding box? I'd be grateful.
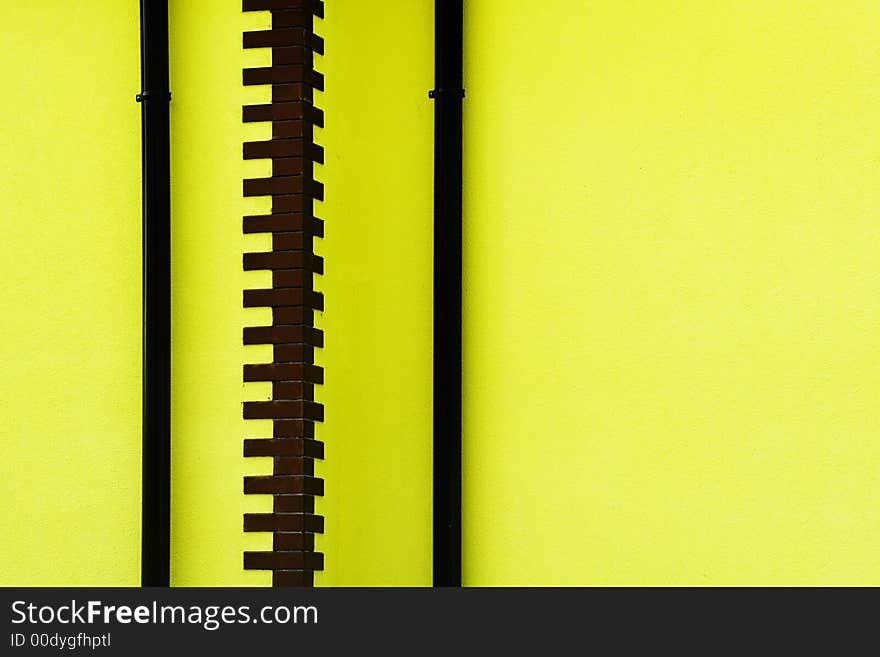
[241,0,325,587]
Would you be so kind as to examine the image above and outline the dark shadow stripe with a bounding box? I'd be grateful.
[432,0,464,588]
[140,0,171,589]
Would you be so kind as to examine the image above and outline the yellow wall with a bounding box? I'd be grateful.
[316,0,434,586]
[0,3,142,585]
[463,0,880,585]
[7,0,875,589]
[169,0,273,586]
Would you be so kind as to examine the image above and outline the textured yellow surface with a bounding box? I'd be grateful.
[315,1,434,586]
[463,1,880,585]
[0,3,142,585]
[169,1,273,586]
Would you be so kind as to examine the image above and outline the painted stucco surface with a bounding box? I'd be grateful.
[463,0,880,585]
[316,0,434,586]
[169,0,273,586]
[0,2,142,585]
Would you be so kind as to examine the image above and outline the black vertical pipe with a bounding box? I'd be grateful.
[139,0,171,587]
[432,0,464,587]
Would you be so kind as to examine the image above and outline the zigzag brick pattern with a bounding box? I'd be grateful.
[242,0,325,588]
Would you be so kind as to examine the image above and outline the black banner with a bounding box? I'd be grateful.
[0,587,862,653]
